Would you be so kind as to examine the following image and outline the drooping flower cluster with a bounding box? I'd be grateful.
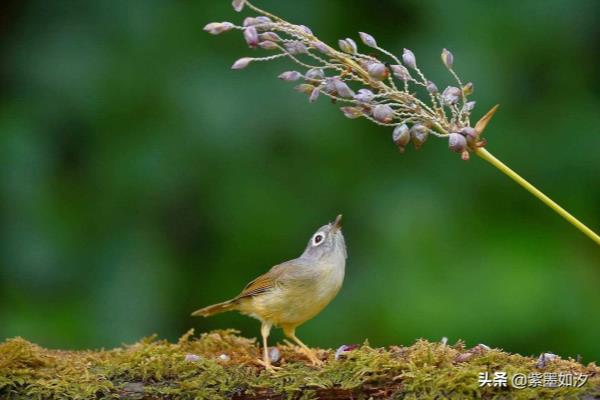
[205,0,491,160]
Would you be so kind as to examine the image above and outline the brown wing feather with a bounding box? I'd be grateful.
[235,263,288,300]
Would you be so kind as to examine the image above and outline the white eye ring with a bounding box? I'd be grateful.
[312,232,325,246]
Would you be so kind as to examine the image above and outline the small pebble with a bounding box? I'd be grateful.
[184,354,201,362]
[268,347,281,363]
[537,352,559,368]
[455,352,474,363]
[335,344,359,360]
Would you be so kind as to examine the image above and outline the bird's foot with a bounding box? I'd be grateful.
[255,358,282,372]
[296,348,323,366]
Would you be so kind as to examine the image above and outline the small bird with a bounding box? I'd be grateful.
[192,215,347,370]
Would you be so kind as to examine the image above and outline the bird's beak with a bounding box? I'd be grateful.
[332,214,343,232]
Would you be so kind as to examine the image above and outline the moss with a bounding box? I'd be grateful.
[0,330,598,399]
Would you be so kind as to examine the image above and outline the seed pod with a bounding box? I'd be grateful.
[367,62,388,80]
[295,84,315,95]
[244,26,259,47]
[410,124,428,149]
[340,107,363,119]
[441,86,461,105]
[305,68,325,80]
[359,32,377,48]
[354,88,374,103]
[448,132,467,153]
[402,48,417,69]
[338,38,357,54]
[462,82,474,96]
[278,71,302,81]
[390,64,410,81]
[441,48,454,69]
[231,57,252,70]
[392,124,411,152]
[426,81,438,94]
[203,22,235,35]
[232,0,246,12]
[372,104,394,123]
[332,78,355,98]
[309,86,320,103]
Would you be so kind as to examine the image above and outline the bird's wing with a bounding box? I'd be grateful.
[235,261,294,299]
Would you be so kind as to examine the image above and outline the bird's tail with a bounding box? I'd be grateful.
[191,299,237,317]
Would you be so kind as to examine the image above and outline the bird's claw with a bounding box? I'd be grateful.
[255,358,282,372]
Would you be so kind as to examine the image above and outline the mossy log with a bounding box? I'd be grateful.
[0,330,598,399]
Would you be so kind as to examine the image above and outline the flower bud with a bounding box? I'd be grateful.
[392,124,410,152]
[426,81,438,94]
[298,25,313,35]
[332,78,355,98]
[258,41,278,50]
[441,48,454,69]
[464,101,476,111]
[354,88,374,103]
[459,127,478,145]
[254,16,272,24]
[372,104,394,123]
[244,26,259,48]
[295,84,315,95]
[305,68,325,80]
[203,22,234,35]
[309,86,320,103]
[231,57,252,69]
[259,32,281,42]
[232,0,246,12]
[402,48,417,69]
[462,82,474,96]
[242,17,256,27]
[285,41,308,54]
[278,71,303,81]
[410,124,428,149]
[459,127,477,140]
[448,132,467,153]
[441,86,461,105]
[313,41,332,55]
[359,32,377,48]
[338,38,357,54]
[390,64,410,81]
[367,62,388,81]
[340,107,363,119]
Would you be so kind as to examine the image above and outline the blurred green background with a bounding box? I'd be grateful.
[1,0,599,362]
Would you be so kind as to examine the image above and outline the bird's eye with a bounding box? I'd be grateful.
[313,233,325,246]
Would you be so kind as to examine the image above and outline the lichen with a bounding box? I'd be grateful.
[0,330,598,399]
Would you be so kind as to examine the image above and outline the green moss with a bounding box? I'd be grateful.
[0,330,598,399]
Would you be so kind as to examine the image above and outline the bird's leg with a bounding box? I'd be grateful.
[256,322,280,371]
[283,326,323,366]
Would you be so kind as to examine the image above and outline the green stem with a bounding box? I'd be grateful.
[475,147,600,246]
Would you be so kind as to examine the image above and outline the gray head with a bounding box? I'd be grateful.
[300,215,347,261]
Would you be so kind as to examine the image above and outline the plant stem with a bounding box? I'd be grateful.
[475,147,600,246]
